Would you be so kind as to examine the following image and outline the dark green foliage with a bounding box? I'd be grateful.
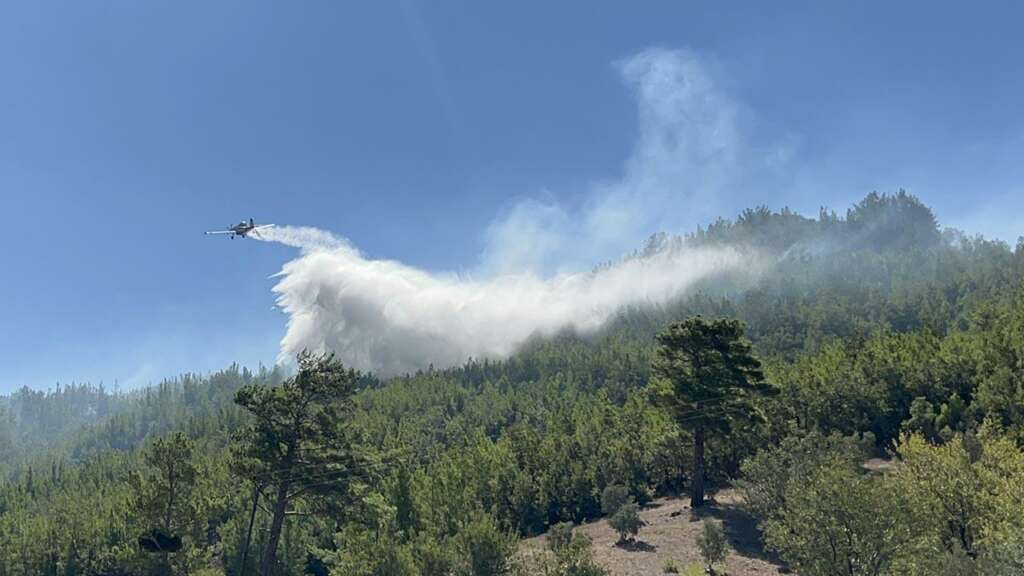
[454,514,516,576]
[232,351,369,576]
[133,432,197,534]
[608,502,643,544]
[547,522,574,552]
[533,525,607,576]
[599,484,643,543]
[130,432,201,574]
[600,485,630,516]
[650,317,775,507]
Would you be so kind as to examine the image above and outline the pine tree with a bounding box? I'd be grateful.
[131,431,198,575]
[231,351,369,576]
[650,317,776,507]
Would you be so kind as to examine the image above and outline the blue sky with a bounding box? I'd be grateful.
[2,1,1023,391]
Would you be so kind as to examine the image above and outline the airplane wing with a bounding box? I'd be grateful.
[205,230,233,235]
[250,224,274,239]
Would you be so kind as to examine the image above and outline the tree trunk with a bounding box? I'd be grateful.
[239,487,260,576]
[260,483,289,576]
[691,424,705,508]
[162,468,176,576]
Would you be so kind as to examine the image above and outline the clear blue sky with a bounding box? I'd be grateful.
[3,1,1023,391]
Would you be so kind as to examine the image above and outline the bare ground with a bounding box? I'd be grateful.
[520,489,784,576]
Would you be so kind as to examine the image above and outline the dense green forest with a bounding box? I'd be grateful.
[2,192,1023,575]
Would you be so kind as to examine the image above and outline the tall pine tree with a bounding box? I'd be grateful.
[650,317,776,507]
[232,351,369,576]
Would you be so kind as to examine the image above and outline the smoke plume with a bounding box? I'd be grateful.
[259,49,770,376]
[482,48,745,275]
[261,226,752,376]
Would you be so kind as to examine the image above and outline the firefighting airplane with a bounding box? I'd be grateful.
[204,218,274,239]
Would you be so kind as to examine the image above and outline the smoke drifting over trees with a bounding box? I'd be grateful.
[261,225,756,376]
[259,190,959,377]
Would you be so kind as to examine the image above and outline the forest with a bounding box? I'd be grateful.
[1,191,1023,575]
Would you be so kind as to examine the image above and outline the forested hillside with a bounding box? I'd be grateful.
[2,192,1023,575]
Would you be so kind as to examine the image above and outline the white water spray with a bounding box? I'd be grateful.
[259,226,753,376]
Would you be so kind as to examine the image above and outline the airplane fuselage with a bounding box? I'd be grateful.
[205,218,272,239]
[228,222,256,238]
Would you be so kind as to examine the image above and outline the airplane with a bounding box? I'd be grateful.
[204,218,274,239]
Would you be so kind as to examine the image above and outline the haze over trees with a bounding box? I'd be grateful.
[1,192,1024,575]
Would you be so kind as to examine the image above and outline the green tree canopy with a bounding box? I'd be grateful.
[232,351,370,576]
[650,317,776,507]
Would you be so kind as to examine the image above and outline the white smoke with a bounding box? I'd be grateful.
[258,226,346,251]
[482,48,743,275]
[258,49,770,376]
[261,226,753,376]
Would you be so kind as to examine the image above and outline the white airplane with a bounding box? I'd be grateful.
[205,218,274,239]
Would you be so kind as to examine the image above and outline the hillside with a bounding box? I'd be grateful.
[2,193,1023,576]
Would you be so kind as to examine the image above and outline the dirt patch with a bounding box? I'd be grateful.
[520,490,784,575]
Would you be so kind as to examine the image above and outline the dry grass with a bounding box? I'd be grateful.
[520,489,784,576]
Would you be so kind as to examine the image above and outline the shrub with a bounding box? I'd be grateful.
[696,521,728,573]
[548,522,574,552]
[456,514,516,576]
[609,503,643,544]
[533,530,608,576]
